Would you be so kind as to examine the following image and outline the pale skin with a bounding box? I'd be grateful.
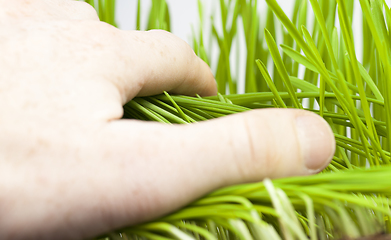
[0,0,336,239]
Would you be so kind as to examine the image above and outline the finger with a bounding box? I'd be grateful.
[101,29,217,104]
[0,109,334,239]
[85,109,334,236]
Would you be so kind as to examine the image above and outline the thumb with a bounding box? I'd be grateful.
[92,109,335,227]
[12,109,334,239]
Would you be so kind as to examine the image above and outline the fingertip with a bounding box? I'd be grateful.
[295,112,336,173]
[143,30,217,97]
[203,80,218,96]
[215,109,336,181]
[196,60,217,97]
[165,47,217,97]
[119,29,217,99]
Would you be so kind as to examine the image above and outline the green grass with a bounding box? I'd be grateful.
[82,0,391,239]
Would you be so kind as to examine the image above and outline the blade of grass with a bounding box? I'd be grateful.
[264,29,302,109]
[256,60,287,108]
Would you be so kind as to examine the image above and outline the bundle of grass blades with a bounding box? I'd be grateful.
[81,0,391,239]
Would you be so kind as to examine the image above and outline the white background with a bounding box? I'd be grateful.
[115,0,391,44]
[116,0,296,42]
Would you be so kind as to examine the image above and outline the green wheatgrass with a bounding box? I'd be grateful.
[80,0,391,239]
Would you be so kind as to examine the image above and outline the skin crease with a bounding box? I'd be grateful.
[0,0,336,239]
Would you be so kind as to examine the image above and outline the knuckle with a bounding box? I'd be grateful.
[79,21,122,49]
[178,39,197,62]
[148,29,196,59]
[71,1,99,20]
[239,111,282,179]
[232,113,264,181]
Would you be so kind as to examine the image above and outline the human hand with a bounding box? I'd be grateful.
[0,0,335,239]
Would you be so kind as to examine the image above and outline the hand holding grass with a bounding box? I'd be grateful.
[0,0,335,239]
